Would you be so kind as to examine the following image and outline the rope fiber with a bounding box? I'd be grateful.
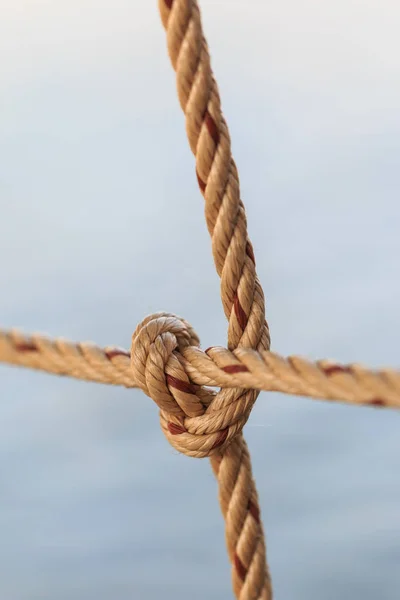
[159,1,273,594]
[1,1,398,598]
[1,323,399,411]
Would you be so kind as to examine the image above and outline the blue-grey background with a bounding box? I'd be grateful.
[1,1,399,598]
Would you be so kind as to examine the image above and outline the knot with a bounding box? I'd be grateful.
[131,313,256,458]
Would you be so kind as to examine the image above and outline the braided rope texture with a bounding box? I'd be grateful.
[1,1,398,598]
[2,326,399,410]
[159,1,273,596]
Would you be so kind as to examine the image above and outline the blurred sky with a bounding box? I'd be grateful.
[0,1,399,599]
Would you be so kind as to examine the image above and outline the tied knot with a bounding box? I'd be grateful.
[131,313,258,458]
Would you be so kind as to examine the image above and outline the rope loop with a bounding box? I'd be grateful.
[131,312,255,458]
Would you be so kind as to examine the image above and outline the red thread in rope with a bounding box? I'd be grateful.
[234,554,247,581]
[167,374,197,395]
[223,364,249,374]
[234,293,249,331]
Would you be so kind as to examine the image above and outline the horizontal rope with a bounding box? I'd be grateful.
[1,324,399,410]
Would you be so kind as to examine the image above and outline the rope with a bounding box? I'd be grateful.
[1,1,397,598]
[159,0,272,596]
[1,321,399,411]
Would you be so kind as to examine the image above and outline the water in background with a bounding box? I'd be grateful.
[1,2,399,598]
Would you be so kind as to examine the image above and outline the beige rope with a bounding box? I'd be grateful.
[1,1,397,598]
[159,1,273,596]
[1,321,399,411]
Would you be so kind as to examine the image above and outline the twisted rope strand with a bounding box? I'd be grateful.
[0,328,136,387]
[159,1,272,596]
[1,326,399,408]
[1,1,396,597]
[210,440,271,600]
[159,0,269,353]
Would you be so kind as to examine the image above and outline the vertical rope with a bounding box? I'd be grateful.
[158,1,272,597]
